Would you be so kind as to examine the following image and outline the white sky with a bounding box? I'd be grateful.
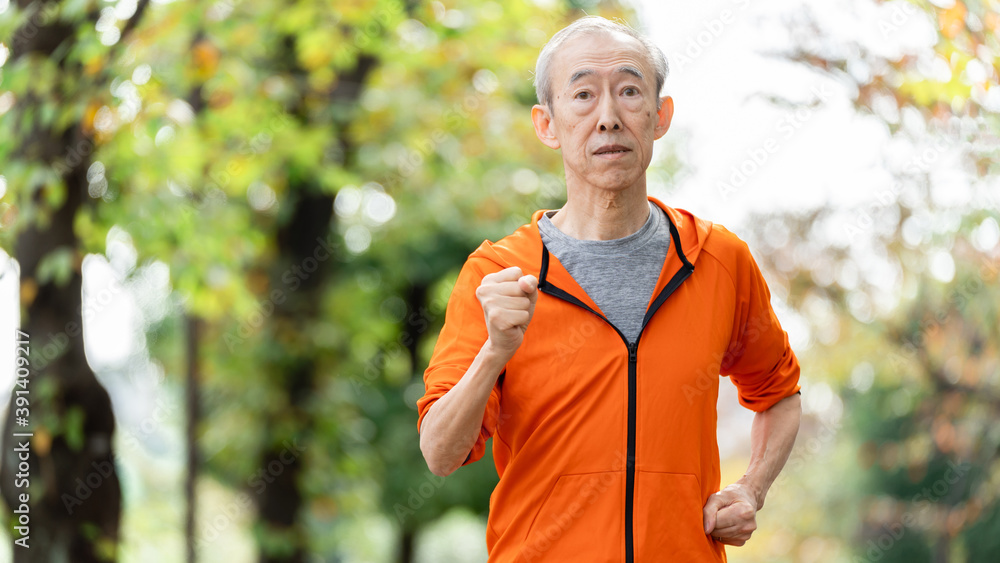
[637,0,950,228]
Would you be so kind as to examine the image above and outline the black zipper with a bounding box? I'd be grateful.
[536,213,693,562]
[625,340,638,561]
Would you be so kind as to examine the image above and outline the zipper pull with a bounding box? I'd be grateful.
[628,342,637,362]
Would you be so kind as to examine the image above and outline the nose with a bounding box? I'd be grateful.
[597,95,621,132]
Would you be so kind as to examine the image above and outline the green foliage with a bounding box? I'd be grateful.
[35,245,75,287]
[6,0,998,560]
[64,405,86,452]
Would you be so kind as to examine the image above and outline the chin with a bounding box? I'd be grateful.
[593,172,642,192]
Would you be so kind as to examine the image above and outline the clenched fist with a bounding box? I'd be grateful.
[476,266,538,356]
[703,483,759,547]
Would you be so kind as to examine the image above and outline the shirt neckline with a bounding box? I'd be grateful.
[538,201,665,257]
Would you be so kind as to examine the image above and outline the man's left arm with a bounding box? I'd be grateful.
[706,234,803,546]
[703,391,801,546]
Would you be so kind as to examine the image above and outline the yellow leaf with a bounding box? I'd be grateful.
[84,56,103,77]
[938,1,967,39]
[81,101,101,137]
[20,277,37,307]
[33,427,52,456]
[985,11,1000,33]
[192,40,220,81]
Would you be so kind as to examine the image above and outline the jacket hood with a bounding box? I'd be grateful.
[472,196,714,276]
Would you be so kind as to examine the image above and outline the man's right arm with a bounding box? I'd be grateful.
[419,340,511,476]
[419,267,537,477]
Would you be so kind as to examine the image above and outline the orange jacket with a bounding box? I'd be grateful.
[417,198,801,562]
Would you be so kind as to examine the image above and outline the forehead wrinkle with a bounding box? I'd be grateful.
[554,31,652,88]
[565,63,647,88]
[560,47,650,86]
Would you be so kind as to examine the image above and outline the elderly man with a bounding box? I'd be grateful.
[416,16,801,562]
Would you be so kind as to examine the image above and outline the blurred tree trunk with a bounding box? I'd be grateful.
[0,1,147,561]
[185,314,202,563]
[1,141,122,563]
[181,32,207,563]
[256,191,333,563]
[400,529,415,563]
[254,39,378,560]
[402,283,429,371]
[398,282,426,563]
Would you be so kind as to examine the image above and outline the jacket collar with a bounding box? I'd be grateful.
[475,196,713,317]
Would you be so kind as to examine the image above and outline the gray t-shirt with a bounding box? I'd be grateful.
[538,201,671,342]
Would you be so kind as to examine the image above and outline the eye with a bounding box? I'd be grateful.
[623,87,638,96]
[575,91,591,100]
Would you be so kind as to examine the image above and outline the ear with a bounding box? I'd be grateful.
[653,96,674,140]
[532,104,561,150]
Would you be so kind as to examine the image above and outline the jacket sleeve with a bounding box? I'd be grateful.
[720,239,801,412]
[416,252,503,467]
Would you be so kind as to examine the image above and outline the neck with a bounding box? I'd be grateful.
[550,178,650,241]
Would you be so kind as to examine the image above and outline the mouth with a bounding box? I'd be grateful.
[594,144,631,156]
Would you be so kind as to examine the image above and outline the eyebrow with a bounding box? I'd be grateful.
[568,66,644,85]
[617,66,644,81]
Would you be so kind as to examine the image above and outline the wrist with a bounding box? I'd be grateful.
[734,477,765,509]
[482,338,515,367]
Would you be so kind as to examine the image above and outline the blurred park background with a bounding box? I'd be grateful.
[0,0,998,561]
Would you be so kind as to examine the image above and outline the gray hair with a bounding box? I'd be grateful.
[533,16,669,108]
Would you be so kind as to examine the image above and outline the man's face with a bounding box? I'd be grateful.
[532,31,672,194]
